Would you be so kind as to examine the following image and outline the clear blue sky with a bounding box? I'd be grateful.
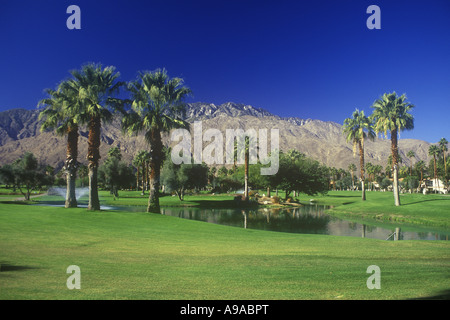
[1,0,449,143]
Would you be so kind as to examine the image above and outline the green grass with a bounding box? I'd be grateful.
[302,191,450,228]
[1,201,449,300]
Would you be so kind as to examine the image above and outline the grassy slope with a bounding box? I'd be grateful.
[0,202,449,300]
[307,191,450,228]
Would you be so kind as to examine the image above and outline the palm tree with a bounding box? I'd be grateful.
[38,84,79,208]
[406,150,416,176]
[133,150,151,194]
[415,160,426,185]
[438,137,448,183]
[343,109,375,200]
[371,92,415,206]
[122,69,191,213]
[428,145,440,192]
[348,163,357,190]
[61,63,123,210]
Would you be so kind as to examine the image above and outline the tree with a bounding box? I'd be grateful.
[60,63,123,210]
[78,164,88,187]
[438,137,448,183]
[161,158,208,200]
[415,160,426,183]
[406,150,415,176]
[133,150,151,194]
[38,84,80,208]
[269,151,328,201]
[365,162,375,190]
[122,69,191,213]
[348,163,357,190]
[371,92,415,206]
[99,147,134,199]
[428,144,440,191]
[2,153,52,200]
[342,109,375,200]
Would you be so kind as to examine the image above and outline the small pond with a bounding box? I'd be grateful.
[34,195,449,240]
[113,204,449,241]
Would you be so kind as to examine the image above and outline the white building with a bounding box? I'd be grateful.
[422,178,448,194]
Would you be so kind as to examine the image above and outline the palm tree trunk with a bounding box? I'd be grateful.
[148,128,162,213]
[141,163,145,194]
[65,126,78,208]
[244,149,249,199]
[358,140,366,201]
[88,165,100,210]
[87,116,101,210]
[136,167,140,191]
[443,150,447,185]
[433,155,438,193]
[391,128,401,206]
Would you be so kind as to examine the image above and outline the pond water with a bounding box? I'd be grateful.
[34,198,448,240]
[114,204,449,241]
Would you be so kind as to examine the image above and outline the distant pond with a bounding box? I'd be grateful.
[34,198,449,240]
[112,204,449,241]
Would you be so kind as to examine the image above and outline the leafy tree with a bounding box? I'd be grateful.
[343,109,375,200]
[161,159,208,200]
[379,177,392,190]
[1,153,52,200]
[99,147,134,199]
[122,69,191,213]
[371,92,415,206]
[269,151,328,201]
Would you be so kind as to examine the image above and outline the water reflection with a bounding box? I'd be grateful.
[159,205,449,241]
[34,200,449,240]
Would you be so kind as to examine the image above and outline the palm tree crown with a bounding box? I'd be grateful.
[370,92,414,139]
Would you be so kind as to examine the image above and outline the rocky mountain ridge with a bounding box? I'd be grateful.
[0,102,432,173]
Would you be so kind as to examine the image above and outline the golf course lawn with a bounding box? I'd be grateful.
[0,192,449,300]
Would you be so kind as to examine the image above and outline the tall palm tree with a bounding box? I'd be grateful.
[122,69,191,213]
[348,163,357,190]
[406,150,416,176]
[428,145,440,192]
[438,137,448,184]
[415,160,426,183]
[343,109,375,200]
[133,150,151,194]
[371,92,415,206]
[61,63,123,210]
[38,85,79,208]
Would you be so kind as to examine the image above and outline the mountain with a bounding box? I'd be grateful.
[0,103,432,172]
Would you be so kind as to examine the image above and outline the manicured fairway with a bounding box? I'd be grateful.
[308,191,450,228]
[0,202,449,300]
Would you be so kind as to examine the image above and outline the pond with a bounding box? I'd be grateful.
[33,196,449,240]
[113,204,449,241]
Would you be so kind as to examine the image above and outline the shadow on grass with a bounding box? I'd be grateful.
[410,289,450,300]
[402,198,450,206]
[0,263,39,272]
[326,194,362,198]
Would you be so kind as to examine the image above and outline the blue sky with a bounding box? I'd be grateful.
[1,0,449,143]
